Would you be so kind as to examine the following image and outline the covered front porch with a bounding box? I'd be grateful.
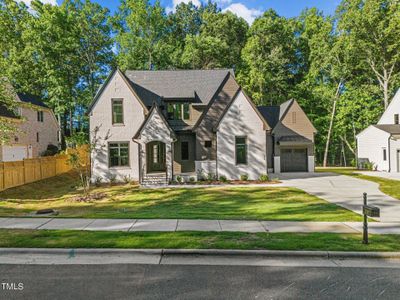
[133,105,176,185]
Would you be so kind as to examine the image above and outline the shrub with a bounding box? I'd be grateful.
[240,174,249,181]
[196,168,206,181]
[107,174,117,185]
[259,174,269,182]
[176,176,183,183]
[41,144,59,157]
[219,175,228,183]
[207,173,216,182]
[94,176,102,187]
[123,175,131,184]
[189,177,196,183]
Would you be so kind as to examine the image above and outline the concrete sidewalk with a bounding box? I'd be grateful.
[1,217,400,234]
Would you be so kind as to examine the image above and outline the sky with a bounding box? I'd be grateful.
[19,0,341,24]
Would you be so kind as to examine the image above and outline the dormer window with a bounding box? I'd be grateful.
[167,103,190,120]
[395,114,399,125]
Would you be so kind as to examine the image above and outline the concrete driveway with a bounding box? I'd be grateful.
[278,172,400,223]
[357,171,400,181]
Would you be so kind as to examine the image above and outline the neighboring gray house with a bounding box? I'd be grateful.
[357,89,400,172]
[88,69,316,184]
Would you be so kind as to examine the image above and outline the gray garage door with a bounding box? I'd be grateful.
[281,148,308,172]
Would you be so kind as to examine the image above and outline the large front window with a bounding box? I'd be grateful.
[109,142,129,167]
[167,103,190,120]
[235,137,247,165]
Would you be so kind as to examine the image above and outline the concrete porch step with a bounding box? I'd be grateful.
[141,174,168,186]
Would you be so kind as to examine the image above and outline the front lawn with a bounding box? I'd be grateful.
[1,229,399,252]
[317,168,400,200]
[0,172,362,221]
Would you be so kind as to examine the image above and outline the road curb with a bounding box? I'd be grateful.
[1,248,400,259]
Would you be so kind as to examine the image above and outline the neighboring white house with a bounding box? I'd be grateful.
[357,89,400,172]
[89,68,317,185]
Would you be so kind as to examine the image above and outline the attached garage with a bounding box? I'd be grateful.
[1,145,27,162]
[281,148,308,172]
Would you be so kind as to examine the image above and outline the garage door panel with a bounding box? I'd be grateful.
[281,148,308,172]
[2,146,27,162]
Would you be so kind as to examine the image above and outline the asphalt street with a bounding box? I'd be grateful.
[1,263,400,300]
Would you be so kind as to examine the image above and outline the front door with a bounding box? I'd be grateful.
[146,141,166,173]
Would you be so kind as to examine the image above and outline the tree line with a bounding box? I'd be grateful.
[1,0,399,166]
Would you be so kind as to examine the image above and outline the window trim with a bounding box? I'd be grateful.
[108,141,130,168]
[181,141,189,161]
[111,98,124,125]
[235,136,247,165]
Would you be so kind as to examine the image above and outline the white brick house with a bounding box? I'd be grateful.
[89,68,316,184]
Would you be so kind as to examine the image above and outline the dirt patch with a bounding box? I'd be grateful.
[69,192,106,202]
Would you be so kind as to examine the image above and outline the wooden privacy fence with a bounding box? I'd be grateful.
[0,146,89,192]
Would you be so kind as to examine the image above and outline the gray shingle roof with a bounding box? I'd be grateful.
[17,93,48,108]
[124,69,234,106]
[257,106,280,128]
[374,124,400,134]
[257,99,295,129]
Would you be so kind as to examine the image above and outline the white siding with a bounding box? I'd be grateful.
[378,89,400,124]
[389,138,400,172]
[90,71,146,182]
[216,91,267,180]
[357,126,390,171]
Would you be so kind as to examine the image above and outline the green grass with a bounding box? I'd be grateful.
[0,172,361,221]
[1,229,399,251]
[317,167,400,200]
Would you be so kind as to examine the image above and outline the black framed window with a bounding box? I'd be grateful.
[167,103,190,120]
[383,148,387,161]
[36,132,39,142]
[181,141,189,160]
[235,137,247,165]
[112,99,124,124]
[204,140,212,148]
[37,111,44,122]
[109,142,129,167]
[183,103,190,120]
[395,114,399,125]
